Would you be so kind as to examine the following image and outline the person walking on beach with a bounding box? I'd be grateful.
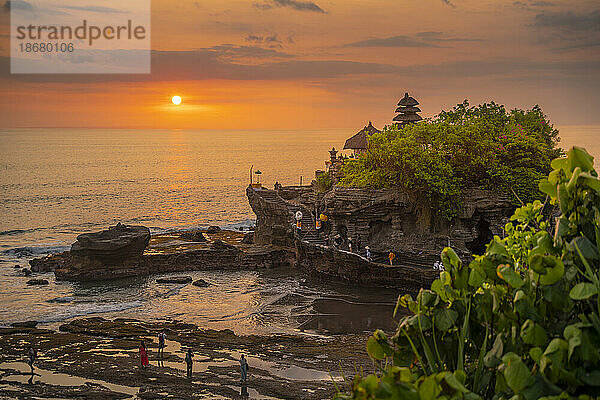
[388,251,395,266]
[157,332,166,359]
[185,349,194,379]
[26,347,37,374]
[239,354,249,383]
[139,341,149,368]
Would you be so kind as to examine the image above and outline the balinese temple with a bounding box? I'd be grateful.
[393,92,422,128]
[343,121,382,155]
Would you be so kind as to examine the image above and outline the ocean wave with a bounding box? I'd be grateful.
[0,228,40,237]
[38,301,143,324]
[2,245,70,258]
[221,218,256,231]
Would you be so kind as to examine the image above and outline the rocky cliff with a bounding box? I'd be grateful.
[248,184,515,261]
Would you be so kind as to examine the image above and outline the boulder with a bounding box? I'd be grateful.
[21,268,32,276]
[14,264,20,268]
[192,279,211,287]
[206,226,221,234]
[179,230,207,242]
[27,279,49,285]
[241,233,254,244]
[70,223,150,261]
[156,276,192,284]
[210,240,238,251]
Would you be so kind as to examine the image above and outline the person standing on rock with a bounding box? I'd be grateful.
[139,341,149,368]
[185,349,194,378]
[239,354,249,383]
[26,347,37,374]
[388,251,395,266]
[348,238,353,253]
[365,246,371,261]
[157,332,167,359]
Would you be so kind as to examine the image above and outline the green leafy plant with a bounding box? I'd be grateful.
[336,146,600,399]
[339,101,562,219]
[315,171,333,193]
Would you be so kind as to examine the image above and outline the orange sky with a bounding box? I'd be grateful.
[0,0,599,129]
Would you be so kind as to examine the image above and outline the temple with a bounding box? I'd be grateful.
[393,92,422,128]
[343,121,381,155]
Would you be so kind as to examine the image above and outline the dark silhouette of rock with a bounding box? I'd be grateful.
[241,233,254,244]
[14,264,20,268]
[179,231,207,242]
[11,321,38,328]
[70,223,150,260]
[156,276,192,284]
[21,268,32,276]
[206,226,221,234]
[192,279,211,287]
[52,224,151,281]
[210,240,238,251]
[27,279,49,285]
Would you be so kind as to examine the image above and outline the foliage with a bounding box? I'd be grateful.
[335,146,600,399]
[340,101,562,219]
[315,171,333,193]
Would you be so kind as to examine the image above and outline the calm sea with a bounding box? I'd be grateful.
[0,126,598,332]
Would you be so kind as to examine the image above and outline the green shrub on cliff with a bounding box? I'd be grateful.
[315,172,333,193]
[340,101,562,219]
[335,147,600,399]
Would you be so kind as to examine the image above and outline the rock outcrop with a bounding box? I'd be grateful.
[70,223,150,260]
[296,241,438,291]
[53,223,150,281]
[248,185,514,260]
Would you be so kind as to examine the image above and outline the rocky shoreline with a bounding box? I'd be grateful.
[0,317,372,399]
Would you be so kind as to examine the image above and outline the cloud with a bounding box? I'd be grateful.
[57,5,125,13]
[533,9,600,32]
[207,44,293,61]
[345,32,482,48]
[244,33,283,47]
[514,0,555,10]
[253,0,326,14]
[3,0,33,12]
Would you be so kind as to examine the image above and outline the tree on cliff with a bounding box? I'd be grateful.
[340,101,562,219]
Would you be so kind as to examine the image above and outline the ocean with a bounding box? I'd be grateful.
[0,126,598,333]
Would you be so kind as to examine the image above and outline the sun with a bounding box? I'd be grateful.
[171,95,182,105]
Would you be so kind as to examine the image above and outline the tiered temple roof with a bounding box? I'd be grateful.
[393,93,422,127]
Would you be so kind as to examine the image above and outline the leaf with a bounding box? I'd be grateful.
[497,264,524,288]
[434,308,458,332]
[567,146,594,172]
[557,183,571,214]
[538,179,557,197]
[418,375,441,399]
[529,347,543,363]
[468,266,486,287]
[443,372,468,393]
[484,335,503,368]
[532,256,564,286]
[520,320,548,347]
[569,282,597,300]
[571,236,600,260]
[502,352,532,393]
[563,325,582,360]
[366,336,385,360]
[486,238,509,258]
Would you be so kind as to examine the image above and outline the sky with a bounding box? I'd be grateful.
[0,0,599,129]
